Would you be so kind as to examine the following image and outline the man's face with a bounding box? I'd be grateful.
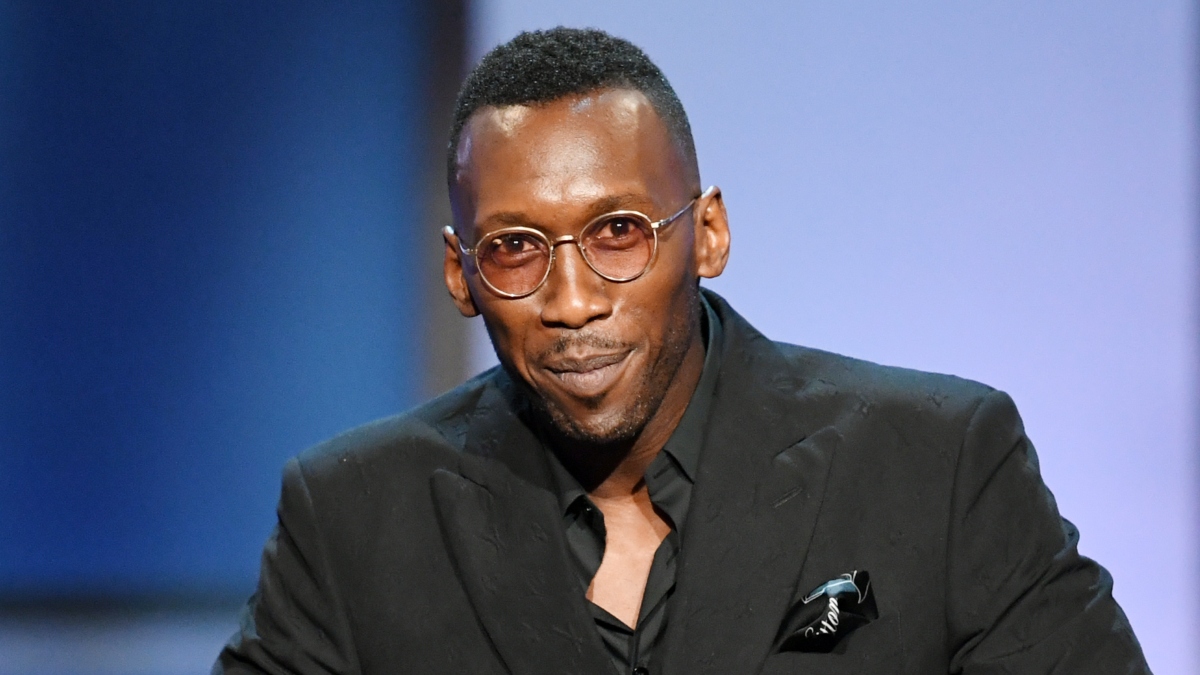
[446,88,727,445]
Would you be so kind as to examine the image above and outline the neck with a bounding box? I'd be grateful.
[548,327,706,500]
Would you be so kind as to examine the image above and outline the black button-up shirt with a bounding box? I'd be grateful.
[545,297,723,675]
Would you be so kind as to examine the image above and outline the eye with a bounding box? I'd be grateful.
[593,216,640,241]
[482,231,547,269]
[493,233,535,254]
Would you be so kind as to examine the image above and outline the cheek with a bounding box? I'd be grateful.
[614,271,695,352]
[477,300,536,371]
[659,219,699,270]
[635,237,699,312]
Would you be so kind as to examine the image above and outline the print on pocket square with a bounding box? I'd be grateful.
[777,570,878,653]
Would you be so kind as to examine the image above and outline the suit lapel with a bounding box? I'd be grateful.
[659,294,842,675]
[431,375,614,675]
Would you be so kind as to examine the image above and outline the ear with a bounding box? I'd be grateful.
[692,186,730,278]
[443,226,480,317]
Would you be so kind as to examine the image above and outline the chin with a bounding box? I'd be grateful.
[539,395,653,447]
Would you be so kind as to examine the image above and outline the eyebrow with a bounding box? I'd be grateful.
[476,192,654,232]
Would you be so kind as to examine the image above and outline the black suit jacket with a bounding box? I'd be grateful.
[215,290,1148,674]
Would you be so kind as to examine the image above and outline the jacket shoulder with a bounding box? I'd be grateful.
[704,288,996,424]
[771,340,998,425]
[291,368,498,487]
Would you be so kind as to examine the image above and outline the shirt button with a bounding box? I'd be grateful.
[632,667,649,675]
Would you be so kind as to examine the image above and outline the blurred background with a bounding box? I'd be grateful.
[0,1,1195,673]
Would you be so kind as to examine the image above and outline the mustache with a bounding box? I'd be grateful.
[538,332,631,359]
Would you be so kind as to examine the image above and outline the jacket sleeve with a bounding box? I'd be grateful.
[213,457,361,675]
[945,389,1150,674]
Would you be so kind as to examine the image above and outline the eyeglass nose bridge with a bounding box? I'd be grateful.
[549,233,582,249]
[544,233,602,282]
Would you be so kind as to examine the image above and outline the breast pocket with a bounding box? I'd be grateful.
[758,612,905,675]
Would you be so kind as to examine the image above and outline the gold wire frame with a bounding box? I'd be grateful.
[445,196,698,299]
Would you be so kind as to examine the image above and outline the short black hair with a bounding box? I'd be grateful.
[447,27,698,185]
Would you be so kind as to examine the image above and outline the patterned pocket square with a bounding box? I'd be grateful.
[776,570,878,653]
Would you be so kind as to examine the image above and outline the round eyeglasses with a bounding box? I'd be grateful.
[445,197,698,298]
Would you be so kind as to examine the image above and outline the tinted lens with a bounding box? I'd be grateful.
[581,213,654,280]
[478,231,551,295]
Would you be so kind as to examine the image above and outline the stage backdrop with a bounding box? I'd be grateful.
[467,2,1198,673]
[0,1,429,599]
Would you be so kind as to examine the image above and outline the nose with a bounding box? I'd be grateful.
[538,241,612,329]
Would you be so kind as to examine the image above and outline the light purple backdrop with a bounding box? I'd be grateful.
[466,2,1198,672]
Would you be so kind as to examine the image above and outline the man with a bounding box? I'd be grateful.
[216,28,1149,674]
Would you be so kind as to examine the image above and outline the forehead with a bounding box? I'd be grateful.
[453,89,691,228]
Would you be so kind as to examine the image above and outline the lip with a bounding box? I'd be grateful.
[542,350,632,399]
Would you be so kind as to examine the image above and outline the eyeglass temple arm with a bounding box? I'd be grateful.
[657,184,710,229]
[443,225,478,256]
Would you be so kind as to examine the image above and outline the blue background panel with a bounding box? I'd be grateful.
[0,1,425,596]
